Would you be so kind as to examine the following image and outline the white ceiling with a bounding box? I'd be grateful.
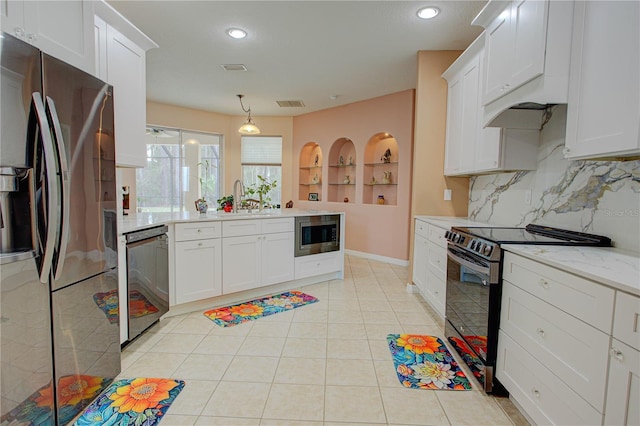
[108,1,486,117]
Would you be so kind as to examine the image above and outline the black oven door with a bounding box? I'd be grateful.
[445,245,501,392]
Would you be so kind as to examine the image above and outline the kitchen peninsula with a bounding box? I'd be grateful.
[117,209,345,343]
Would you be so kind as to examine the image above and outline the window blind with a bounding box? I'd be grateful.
[241,136,282,165]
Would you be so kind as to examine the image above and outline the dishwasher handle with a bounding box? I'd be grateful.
[125,225,168,244]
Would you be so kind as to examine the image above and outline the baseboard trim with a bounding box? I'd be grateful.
[344,249,409,267]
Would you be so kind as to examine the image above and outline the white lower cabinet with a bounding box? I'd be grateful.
[605,339,640,426]
[411,219,447,318]
[173,222,222,305]
[498,251,640,425]
[294,251,342,280]
[605,291,640,426]
[222,218,294,294]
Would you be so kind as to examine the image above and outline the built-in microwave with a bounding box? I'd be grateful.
[294,214,340,257]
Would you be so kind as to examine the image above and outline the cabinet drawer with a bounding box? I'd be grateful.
[427,224,447,248]
[501,282,609,410]
[261,218,294,234]
[222,219,261,237]
[424,268,446,317]
[415,219,429,238]
[613,292,640,351]
[174,222,221,241]
[294,252,341,280]
[503,252,615,333]
[427,240,446,278]
[496,331,603,426]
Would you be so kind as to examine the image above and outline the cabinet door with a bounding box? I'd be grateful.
[482,5,513,104]
[565,1,640,160]
[443,75,463,175]
[1,0,25,37]
[412,233,428,294]
[106,25,147,167]
[94,16,108,80]
[458,52,481,173]
[175,239,222,304]
[261,232,294,287]
[222,235,261,294]
[509,0,547,92]
[24,0,94,73]
[605,340,640,426]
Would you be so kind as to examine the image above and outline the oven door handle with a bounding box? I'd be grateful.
[447,248,492,279]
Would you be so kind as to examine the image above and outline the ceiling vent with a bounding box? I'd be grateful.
[276,100,305,108]
[221,64,247,71]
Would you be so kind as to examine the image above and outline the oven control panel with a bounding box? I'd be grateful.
[445,230,499,261]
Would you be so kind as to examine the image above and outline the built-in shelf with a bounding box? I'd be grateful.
[363,134,399,205]
[299,183,322,186]
[299,165,323,170]
[364,183,397,186]
[364,161,399,166]
[328,183,356,186]
[327,137,357,203]
[299,142,323,201]
[329,164,356,168]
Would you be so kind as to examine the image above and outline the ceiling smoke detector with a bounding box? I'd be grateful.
[276,100,305,108]
[221,64,248,71]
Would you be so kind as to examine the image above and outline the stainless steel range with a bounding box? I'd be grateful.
[444,224,612,394]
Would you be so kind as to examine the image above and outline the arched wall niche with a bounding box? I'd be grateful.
[298,142,323,201]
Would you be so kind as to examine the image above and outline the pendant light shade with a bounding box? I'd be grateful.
[237,94,261,135]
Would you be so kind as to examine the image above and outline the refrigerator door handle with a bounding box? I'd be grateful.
[30,92,59,283]
[45,96,69,280]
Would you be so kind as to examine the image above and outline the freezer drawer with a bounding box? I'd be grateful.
[51,269,121,425]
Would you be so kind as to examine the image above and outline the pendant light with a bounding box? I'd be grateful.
[237,94,261,135]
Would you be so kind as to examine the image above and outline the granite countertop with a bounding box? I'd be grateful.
[118,208,343,235]
[502,244,640,296]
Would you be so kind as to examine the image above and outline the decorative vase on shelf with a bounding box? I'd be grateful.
[343,175,350,184]
[382,171,392,184]
[377,195,385,205]
[311,173,320,184]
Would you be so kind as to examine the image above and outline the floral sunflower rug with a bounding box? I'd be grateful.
[387,334,472,390]
[203,290,318,326]
[93,289,159,324]
[73,378,185,426]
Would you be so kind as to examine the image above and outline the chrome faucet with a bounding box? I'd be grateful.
[232,179,244,213]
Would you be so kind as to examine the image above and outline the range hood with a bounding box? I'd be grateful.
[473,0,574,130]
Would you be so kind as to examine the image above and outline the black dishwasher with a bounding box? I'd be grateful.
[125,225,169,345]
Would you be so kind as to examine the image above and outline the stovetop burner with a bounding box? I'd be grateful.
[445,224,612,261]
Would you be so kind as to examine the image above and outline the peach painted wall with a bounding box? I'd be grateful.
[293,90,415,262]
[412,51,469,217]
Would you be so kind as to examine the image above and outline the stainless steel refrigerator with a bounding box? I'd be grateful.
[1,33,120,425]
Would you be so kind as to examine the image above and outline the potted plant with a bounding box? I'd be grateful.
[216,195,234,212]
[245,175,277,211]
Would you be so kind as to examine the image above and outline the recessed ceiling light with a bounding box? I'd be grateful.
[227,28,247,39]
[417,6,440,20]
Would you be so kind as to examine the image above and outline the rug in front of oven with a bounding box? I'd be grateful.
[93,289,159,324]
[72,378,185,426]
[387,334,472,390]
[203,290,318,327]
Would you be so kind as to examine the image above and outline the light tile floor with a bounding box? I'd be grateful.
[120,255,530,425]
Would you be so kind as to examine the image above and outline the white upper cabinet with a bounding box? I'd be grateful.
[482,0,548,106]
[564,1,640,160]
[443,35,538,176]
[1,0,94,73]
[94,1,157,167]
[472,0,573,129]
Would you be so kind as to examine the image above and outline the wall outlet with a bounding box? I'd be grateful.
[444,189,452,201]
[524,189,532,205]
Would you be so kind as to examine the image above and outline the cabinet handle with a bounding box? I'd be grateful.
[611,347,624,362]
[532,388,540,398]
[563,147,571,157]
[536,328,545,338]
[26,33,36,43]
[538,279,550,289]
[14,27,24,38]
[197,242,203,247]
[197,229,202,233]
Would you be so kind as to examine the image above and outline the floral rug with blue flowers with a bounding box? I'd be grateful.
[387,334,472,390]
[73,378,185,426]
[203,290,318,326]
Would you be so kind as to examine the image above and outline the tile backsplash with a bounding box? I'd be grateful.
[468,106,640,253]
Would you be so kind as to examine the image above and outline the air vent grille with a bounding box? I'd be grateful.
[221,64,247,71]
[276,100,305,108]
